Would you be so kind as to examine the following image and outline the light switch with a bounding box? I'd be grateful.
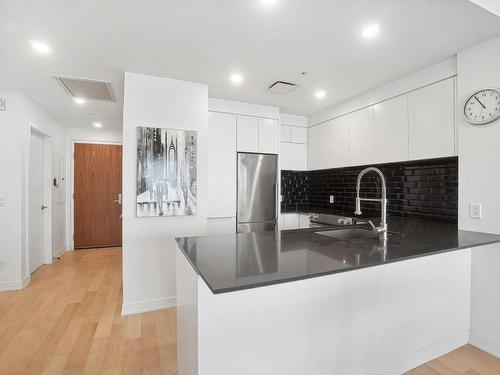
[0,196,7,207]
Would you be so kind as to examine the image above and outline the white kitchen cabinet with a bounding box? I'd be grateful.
[259,118,279,154]
[237,115,259,153]
[207,217,236,235]
[281,142,307,171]
[308,116,349,170]
[208,112,237,218]
[373,95,409,163]
[299,214,310,229]
[290,127,307,144]
[281,125,291,142]
[408,78,455,160]
[349,107,374,166]
[283,213,300,230]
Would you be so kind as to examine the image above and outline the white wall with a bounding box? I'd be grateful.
[309,57,457,127]
[0,91,67,290]
[122,72,208,315]
[65,127,123,249]
[456,35,500,357]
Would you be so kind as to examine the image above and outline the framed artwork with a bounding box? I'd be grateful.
[136,126,197,217]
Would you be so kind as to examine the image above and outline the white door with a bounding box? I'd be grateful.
[29,132,45,273]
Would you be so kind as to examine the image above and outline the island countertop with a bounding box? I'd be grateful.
[175,217,500,294]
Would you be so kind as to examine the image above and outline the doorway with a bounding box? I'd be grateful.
[74,143,122,249]
[29,131,46,272]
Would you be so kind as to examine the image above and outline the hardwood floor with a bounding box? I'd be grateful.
[0,248,177,374]
[1,247,499,375]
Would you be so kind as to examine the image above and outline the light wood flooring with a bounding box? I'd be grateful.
[1,247,499,374]
[0,247,176,374]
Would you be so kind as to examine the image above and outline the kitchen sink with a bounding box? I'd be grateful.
[315,227,396,240]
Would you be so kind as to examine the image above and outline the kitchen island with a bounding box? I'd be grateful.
[175,218,500,375]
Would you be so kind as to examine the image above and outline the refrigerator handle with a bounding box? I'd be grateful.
[274,181,278,230]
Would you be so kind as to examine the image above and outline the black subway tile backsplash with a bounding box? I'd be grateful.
[281,156,458,222]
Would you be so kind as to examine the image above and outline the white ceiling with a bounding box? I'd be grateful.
[1,0,500,130]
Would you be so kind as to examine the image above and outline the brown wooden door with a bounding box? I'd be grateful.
[74,143,122,249]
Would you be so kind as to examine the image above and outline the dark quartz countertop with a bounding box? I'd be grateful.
[175,217,500,294]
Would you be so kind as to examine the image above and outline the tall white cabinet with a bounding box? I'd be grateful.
[208,112,237,234]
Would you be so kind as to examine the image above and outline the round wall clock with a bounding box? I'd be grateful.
[464,88,500,125]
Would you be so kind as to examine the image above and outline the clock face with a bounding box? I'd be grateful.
[464,88,500,125]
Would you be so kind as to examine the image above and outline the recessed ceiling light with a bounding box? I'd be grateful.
[93,122,102,128]
[230,73,244,85]
[260,0,278,6]
[362,24,380,39]
[29,40,51,55]
[315,90,326,99]
[73,97,86,105]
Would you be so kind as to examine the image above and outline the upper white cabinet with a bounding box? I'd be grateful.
[308,116,349,170]
[281,143,307,171]
[237,115,279,154]
[290,127,307,144]
[237,115,259,153]
[208,112,237,218]
[281,125,291,142]
[408,78,455,160]
[348,107,374,166]
[259,118,279,154]
[373,95,409,163]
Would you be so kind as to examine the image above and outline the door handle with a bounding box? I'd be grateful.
[41,205,48,210]
[113,193,122,205]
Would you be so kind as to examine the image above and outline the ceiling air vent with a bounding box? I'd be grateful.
[268,81,297,94]
[53,75,116,102]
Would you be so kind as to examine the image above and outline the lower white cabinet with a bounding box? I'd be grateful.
[281,213,310,230]
[207,217,236,235]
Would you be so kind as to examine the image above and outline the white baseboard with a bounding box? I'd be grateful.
[376,330,469,375]
[0,274,31,292]
[121,296,177,316]
[469,331,500,359]
[53,246,66,259]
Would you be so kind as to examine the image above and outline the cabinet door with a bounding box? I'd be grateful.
[208,112,237,217]
[280,142,307,171]
[237,115,259,153]
[349,107,374,166]
[373,95,409,163]
[290,127,307,144]
[283,213,299,230]
[299,214,310,229]
[308,117,349,170]
[408,78,455,160]
[281,125,291,142]
[259,118,279,154]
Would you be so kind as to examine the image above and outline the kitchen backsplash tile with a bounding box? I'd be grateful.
[281,156,458,222]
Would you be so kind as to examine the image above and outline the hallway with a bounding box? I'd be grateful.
[0,248,177,374]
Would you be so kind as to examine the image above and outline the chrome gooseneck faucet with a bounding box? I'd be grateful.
[354,167,388,240]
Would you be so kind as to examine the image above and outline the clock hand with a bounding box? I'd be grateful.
[475,96,486,109]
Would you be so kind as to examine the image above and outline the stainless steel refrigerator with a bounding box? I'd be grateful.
[237,153,278,233]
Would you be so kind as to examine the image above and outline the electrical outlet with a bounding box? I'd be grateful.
[470,203,482,219]
[0,258,7,270]
[329,195,334,204]
[0,195,7,207]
